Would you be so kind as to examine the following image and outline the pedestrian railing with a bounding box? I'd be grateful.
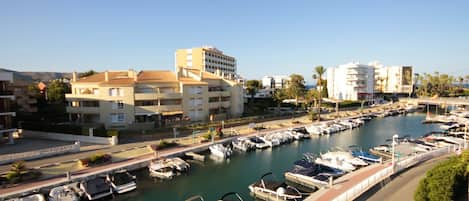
[332,145,452,201]
[0,142,80,165]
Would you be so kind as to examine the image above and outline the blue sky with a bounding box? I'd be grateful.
[1,0,469,82]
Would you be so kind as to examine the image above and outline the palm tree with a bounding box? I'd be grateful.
[10,161,27,179]
[459,76,465,89]
[273,88,287,113]
[313,65,325,122]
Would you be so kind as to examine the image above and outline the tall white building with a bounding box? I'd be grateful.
[327,62,375,101]
[261,75,290,89]
[374,65,413,94]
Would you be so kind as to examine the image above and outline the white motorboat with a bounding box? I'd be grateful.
[79,177,113,200]
[249,137,270,149]
[209,144,233,158]
[306,125,323,135]
[49,183,80,201]
[249,172,303,200]
[168,157,191,172]
[149,160,176,179]
[232,138,255,152]
[107,170,137,194]
[439,122,460,130]
[315,157,356,172]
[321,151,368,166]
[373,144,391,152]
[7,194,46,201]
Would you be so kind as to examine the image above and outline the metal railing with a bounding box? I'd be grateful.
[332,145,452,201]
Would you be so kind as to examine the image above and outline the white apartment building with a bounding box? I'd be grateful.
[327,62,375,101]
[262,75,290,89]
[374,65,413,94]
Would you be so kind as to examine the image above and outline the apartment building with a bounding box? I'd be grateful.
[374,65,413,95]
[327,62,375,101]
[175,46,237,79]
[11,80,38,115]
[65,69,243,130]
[261,75,290,89]
[0,72,16,144]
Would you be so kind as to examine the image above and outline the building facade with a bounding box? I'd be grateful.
[374,65,413,95]
[65,69,243,130]
[11,80,38,115]
[0,72,16,144]
[261,75,290,89]
[327,62,375,101]
[175,46,237,79]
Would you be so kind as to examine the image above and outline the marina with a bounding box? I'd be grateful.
[4,107,468,201]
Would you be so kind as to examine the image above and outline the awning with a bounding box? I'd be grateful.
[162,111,183,116]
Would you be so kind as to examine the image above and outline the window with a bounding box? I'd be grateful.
[209,97,219,102]
[111,113,125,123]
[82,101,100,107]
[135,87,154,93]
[109,88,123,96]
[111,100,124,109]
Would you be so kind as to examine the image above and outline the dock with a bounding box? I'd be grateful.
[284,172,325,190]
[185,152,205,162]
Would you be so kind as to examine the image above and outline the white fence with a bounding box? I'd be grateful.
[19,129,118,145]
[332,146,452,201]
[0,142,80,165]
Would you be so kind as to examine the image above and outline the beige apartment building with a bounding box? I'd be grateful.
[175,46,237,79]
[65,68,243,130]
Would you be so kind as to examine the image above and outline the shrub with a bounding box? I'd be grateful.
[80,153,112,167]
[414,155,468,201]
[151,140,179,150]
[106,130,119,137]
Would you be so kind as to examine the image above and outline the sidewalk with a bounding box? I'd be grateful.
[305,163,389,201]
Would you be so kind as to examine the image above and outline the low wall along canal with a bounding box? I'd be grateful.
[108,113,440,201]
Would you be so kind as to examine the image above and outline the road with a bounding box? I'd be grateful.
[364,155,451,201]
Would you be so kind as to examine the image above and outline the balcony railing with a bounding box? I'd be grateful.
[134,92,182,100]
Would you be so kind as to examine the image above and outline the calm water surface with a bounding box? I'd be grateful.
[112,113,440,201]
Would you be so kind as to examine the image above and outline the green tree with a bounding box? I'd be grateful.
[273,88,287,111]
[79,70,97,78]
[245,80,261,103]
[286,74,306,106]
[313,65,325,121]
[47,79,71,103]
[305,89,320,121]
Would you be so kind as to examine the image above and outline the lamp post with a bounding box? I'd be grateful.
[465,123,468,150]
[392,134,399,173]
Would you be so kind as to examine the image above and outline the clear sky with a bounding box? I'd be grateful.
[1,0,468,82]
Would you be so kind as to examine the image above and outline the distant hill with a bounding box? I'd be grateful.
[0,68,71,82]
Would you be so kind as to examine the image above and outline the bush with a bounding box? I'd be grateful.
[80,153,112,167]
[106,130,119,137]
[151,140,179,151]
[414,155,468,201]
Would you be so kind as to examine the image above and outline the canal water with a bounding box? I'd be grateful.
[112,113,440,201]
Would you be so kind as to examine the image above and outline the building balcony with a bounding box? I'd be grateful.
[134,93,182,100]
[66,106,100,114]
[208,91,230,97]
[135,105,182,114]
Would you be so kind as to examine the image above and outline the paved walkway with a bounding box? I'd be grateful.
[365,154,452,201]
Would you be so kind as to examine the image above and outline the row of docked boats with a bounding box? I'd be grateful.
[7,170,137,201]
[249,148,382,200]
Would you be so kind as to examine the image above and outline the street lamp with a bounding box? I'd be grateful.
[465,123,468,150]
[392,134,399,173]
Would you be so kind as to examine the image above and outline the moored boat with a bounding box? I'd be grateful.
[79,177,112,200]
[107,170,137,194]
[209,144,233,158]
[249,172,302,200]
[49,183,81,201]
